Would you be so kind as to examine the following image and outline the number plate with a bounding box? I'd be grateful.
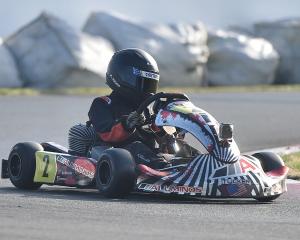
[34,151,57,183]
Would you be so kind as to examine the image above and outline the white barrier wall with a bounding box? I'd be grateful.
[83,12,209,86]
[255,19,300,84]
[0,38,22,87]
[206,30,279,86]
[2,10,300,88]
[4,12,114,88]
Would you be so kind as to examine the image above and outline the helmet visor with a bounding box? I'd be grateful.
[114,65,159,99]
[140,77,158,95]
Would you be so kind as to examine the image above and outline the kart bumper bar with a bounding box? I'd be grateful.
[1,159,9,179]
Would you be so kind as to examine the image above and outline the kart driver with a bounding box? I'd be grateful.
[68,48,169,169]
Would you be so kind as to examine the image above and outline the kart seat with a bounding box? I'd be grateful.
[41,142,69,154]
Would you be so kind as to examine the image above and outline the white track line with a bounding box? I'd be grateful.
[286,179,300,184]
[244,144,300,156]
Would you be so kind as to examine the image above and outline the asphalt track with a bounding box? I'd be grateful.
[0,92,300,240]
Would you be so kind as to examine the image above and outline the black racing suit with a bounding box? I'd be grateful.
[88,91,168,169]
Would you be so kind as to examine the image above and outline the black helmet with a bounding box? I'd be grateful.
[106,48,159,102]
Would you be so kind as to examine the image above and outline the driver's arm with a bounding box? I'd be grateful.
[88,97,134,143]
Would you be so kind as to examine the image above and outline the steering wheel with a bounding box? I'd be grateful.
[136,92,189,116]
[135,92,189,135]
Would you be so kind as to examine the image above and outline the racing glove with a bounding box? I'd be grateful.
[125,111,146,130]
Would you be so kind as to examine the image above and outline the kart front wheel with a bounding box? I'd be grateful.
[252,152,284,172]
[95,148,136,198]
[252,152,285,202]
[8,142,43,190]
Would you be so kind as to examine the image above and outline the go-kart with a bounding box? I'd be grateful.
[1,92,288,201]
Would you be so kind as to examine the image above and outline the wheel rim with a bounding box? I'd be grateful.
[98,159,112,185]
[10,154,22,178]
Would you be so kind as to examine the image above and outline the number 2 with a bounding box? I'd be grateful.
[42,155,50,177]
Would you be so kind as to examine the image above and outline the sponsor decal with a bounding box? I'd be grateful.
[56,155,95,179]
[138,183,202,194]
[34,152,57,183]
[218,183,252,197]
[239,159,257,173]
[132,67,159,80]
[220,177,252,185]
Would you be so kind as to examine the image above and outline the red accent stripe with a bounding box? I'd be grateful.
[266,166,289,177]
[138,164,170,177]
[150,123,161,132]
[99,123,130,142]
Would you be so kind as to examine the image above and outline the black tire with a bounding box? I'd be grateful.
[8,142,43,190]
[252,152,285,202]
[252,152,284,172]
[95,148,136,198]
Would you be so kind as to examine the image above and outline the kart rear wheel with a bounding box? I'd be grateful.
[8,142,43,190]
[95,148,136,198]
[252,152,284,172]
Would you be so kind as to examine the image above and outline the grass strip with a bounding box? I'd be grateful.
[282,152,300,180]
[0,84,300,96]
